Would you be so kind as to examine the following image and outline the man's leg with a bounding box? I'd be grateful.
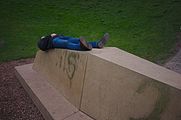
[88,41,98,48]
[53,37,92,51]
[88,33,109,48]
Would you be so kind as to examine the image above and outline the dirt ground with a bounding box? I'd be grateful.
[0,58,44,120]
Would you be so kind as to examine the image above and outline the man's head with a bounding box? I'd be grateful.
[37,35,52,51]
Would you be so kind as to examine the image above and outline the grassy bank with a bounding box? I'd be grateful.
[0,0,181,62]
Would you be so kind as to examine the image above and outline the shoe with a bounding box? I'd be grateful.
[97,33,109,48]
[37,35,53,51]
[80,37,92,51]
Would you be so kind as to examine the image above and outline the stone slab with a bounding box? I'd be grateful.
[31,47,181,120]
[80,47,181,120]
[88,47,181,90]
[33,49,88,108]
[15,64,78,120]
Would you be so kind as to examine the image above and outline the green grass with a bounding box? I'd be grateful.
[0,0,181,62]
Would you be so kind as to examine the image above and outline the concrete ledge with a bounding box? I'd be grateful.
[23,47,181,120]
[88,47,181,90]
[15,64,93,120]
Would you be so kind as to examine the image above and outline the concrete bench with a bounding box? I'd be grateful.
[16,47,181,120]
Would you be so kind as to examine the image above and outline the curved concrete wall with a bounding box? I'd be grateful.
[33,47,181,120]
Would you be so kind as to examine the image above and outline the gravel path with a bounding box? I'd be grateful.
[165,50,181,74]
[164,32,181,74]
[0,58,44,120]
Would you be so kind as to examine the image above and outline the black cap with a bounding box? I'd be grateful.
[37,35,52,51]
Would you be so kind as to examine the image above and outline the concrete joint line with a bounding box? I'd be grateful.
[79,55,89,109]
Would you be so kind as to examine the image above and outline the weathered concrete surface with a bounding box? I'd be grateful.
[80,47,181,120]
[81,49,181,120]
[87,47,181,90]
[32,47,181,120]
[33,49,88,108]
[15,64,78,120]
